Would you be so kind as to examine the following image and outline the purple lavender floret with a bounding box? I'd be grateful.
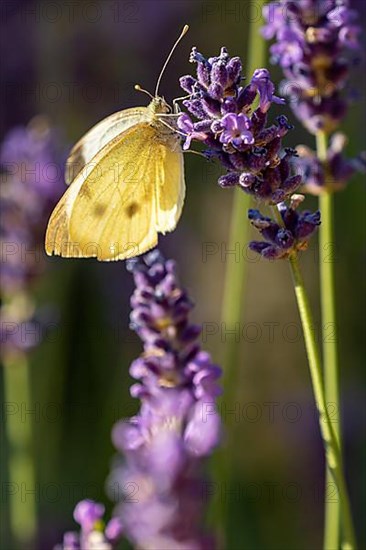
[55,499,123,550]
[262,0,361,134]
[108,249,221,549]
[295,132,366,194]
[249,195,321,259]
[178,47,305,204]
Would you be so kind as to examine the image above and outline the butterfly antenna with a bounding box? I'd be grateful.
[134,84,155,100]
[155,24,189,98]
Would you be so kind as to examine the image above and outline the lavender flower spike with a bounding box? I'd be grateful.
[262,0,361,134]
[249,195,321,260]
[108,249,221,549]
[178,47,301,204]
[0,117,64,356]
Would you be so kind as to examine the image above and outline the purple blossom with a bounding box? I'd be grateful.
[219,113,254,147]
[178,47,303,204]
[249,68,286,111]
[262,0,362,133]
[107,250,221,549]
[249,195,321,259]
[295,132,365,194]
[73,500,105,534]
[177,113,208,150]
[56,500,123,550]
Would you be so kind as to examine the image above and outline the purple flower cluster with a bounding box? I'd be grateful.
[249,195,321,260]
[179,47,321,259]
[56,499,123,550]
[108,250,221,549]
[295,132,365,194]
[262,0,361,134]
[178,47,305,203]
[0,117,64,355]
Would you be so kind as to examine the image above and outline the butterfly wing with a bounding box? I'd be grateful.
[65,107,147,184]
[46,122,184,261]
[45,162,94,257]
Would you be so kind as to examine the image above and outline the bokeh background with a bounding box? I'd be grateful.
[1,1,365,549]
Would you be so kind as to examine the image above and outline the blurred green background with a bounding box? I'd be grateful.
[1,1,365,548]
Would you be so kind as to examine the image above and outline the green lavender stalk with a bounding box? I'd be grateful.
[316,129,342,550]
[3,352,37,548]
[289,254,354,550]
[271,206,356,549]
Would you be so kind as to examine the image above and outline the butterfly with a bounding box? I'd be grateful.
[45,26,189,261]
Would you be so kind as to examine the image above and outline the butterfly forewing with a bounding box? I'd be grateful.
[69,123,160,260]
[65,107,147,184]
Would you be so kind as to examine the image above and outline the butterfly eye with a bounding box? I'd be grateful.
[158,98,171,114]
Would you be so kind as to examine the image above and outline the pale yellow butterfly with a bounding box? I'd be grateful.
[45,25,189,261]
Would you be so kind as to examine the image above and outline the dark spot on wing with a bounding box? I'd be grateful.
[94,203,107,216]
[125,202,139,218]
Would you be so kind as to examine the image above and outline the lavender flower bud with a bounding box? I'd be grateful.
[248,199,321,260]
[56,500,123,549]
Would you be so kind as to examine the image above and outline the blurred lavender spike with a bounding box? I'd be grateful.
[108,249,222,549]
[262,0,361,134]
[0,116,64,355]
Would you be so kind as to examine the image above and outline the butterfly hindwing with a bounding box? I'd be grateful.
[45,169,89,257]
[154,140,185,233]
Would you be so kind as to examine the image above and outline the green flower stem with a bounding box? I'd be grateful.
[316,129,342,550]
[271,204,356,548]
[288,252,355,549]
[220,188,251,393]
[213,152,252,547]
[3,351,37,547]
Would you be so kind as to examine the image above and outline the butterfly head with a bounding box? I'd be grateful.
[150,96,171,115]
[134,85,171,116]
